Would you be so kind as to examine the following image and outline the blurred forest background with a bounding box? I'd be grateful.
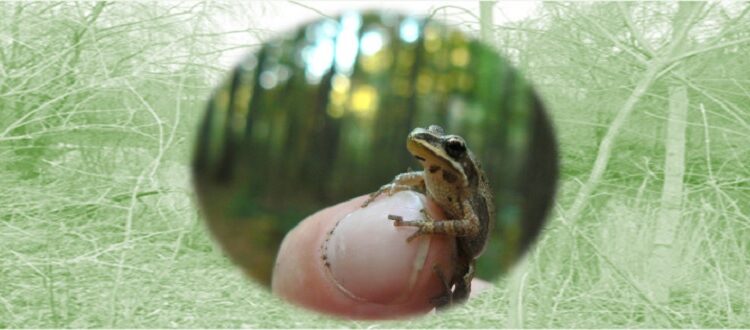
[1,1,748,328]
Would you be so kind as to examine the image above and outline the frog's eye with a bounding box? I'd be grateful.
[428,125,445,135]
[445,138,466,158]
[193,9,559,318]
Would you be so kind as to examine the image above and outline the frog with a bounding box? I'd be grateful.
[362,125,495,308]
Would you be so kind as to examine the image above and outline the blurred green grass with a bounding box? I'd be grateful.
[1,1,748,328]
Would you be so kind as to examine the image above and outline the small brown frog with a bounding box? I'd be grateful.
[362,125,494,308]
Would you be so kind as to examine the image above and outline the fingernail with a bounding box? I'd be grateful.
[322,191,431,304]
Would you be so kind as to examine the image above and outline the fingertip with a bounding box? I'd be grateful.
[272,192,457,319]
[323,191,433,304]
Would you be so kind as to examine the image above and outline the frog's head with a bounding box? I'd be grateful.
[406,125,474,191]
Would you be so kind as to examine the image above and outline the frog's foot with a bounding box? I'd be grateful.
[361,184,417,208]
[387,214,421,241]
[451,263,474,304]
[387,209,436,242]
[429,264,454,310]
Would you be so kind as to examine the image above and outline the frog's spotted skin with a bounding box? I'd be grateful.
[363,125,495,308]
[193,10,558,306]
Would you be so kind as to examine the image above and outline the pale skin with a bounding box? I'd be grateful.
[271,192,491,320]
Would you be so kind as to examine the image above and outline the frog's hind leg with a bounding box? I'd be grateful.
[429,264,454,310]
[451,260,475,305]
[362,171,425,207]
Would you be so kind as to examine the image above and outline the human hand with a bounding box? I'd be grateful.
[271,191,491,319]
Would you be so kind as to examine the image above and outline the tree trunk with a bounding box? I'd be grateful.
[563,2,703,226]
[647,84,688,304]
[563,58,665,224]
[478,1,527,327]
[644,2,700,308]
[479,1,495,47]
[506,256,528,328]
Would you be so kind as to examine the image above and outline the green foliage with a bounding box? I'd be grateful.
[1,1,748,328]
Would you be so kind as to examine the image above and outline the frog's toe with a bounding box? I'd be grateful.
[419,208,437,222]
[362,192,381,207]
[430,265,455,309]
[386,185,396,196]
[429,292,453,310]
[405,229,424,242]
[387,214,404,225]
[361,196,376,207]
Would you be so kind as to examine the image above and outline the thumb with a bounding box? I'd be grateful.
[271,191,457,319]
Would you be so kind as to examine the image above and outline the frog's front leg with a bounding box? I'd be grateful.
[361,171,425,207]
[387,200,480,242]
